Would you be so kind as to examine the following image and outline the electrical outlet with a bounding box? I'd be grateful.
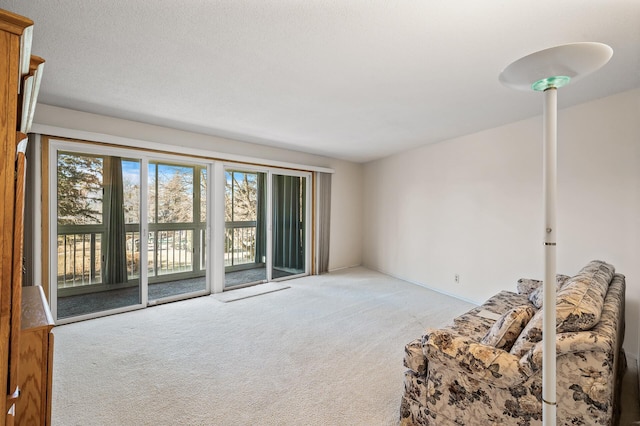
[455,274,460,284]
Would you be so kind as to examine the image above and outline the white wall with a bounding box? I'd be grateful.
[33,104,363,272]
[363,89,640,358]
[326,156,363,271]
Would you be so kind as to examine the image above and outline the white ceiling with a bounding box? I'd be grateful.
[2,1,639,163]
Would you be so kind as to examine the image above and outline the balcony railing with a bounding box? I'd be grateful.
[57,225,204,288]
[224,221,258,267]
[57,232,102,288]
[58,220,254,287]
[150,229,194,276]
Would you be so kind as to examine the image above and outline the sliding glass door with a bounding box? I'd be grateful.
[147,161,207,302]
[49,139,311,322]
[224,169,267,288]
[56,152,142,319]
[223,167,309,287]
[51,141,210,322]
[271,174,307,280]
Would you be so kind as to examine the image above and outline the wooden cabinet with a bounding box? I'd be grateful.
[0,8,46,426]
[17,287,53,426]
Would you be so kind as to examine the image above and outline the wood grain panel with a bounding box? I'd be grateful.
[0,11,32,36]
[0,9,42,426]
[7,149,26,403]
[0,26,21,425]
[15,331,44,425]
[17,286,53,426]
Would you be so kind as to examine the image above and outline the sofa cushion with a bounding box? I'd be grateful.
[510,308,544,357]
[452,291,531,340]
[510,260,615,358]
[480,305,535,351]
[528,274,571,308]
[555,260,614,332]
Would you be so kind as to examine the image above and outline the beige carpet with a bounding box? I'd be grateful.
[51,267,474,425]
[211,282,290,302]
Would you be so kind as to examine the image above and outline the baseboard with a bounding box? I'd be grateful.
[327,264,362,273]
[363,265,480,306]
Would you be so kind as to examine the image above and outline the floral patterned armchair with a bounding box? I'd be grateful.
[400,260,626,425]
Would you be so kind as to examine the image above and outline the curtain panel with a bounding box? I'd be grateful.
[316,172,331,274]
[103,156,128,285]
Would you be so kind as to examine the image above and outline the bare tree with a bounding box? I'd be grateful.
[225,171,257,222]
[157,170,193,223]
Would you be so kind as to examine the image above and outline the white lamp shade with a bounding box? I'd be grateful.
[499,42,613,91]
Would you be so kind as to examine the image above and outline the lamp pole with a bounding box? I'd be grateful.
[542,86,557,424]
[499,42,612,426]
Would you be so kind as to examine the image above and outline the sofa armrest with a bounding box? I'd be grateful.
[424,329,532,388]
[527,331,614,370]
[404,338,427,375]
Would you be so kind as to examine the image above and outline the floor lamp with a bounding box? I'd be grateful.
[499,42,612,425]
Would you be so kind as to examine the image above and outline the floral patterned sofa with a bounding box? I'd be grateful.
[400,260,626,425]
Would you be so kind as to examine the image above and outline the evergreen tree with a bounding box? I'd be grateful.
[57,153,103,225]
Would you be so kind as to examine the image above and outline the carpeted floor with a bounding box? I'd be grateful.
[51,267,640,425]
[52,267,473,425]
[211,282,290,302]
